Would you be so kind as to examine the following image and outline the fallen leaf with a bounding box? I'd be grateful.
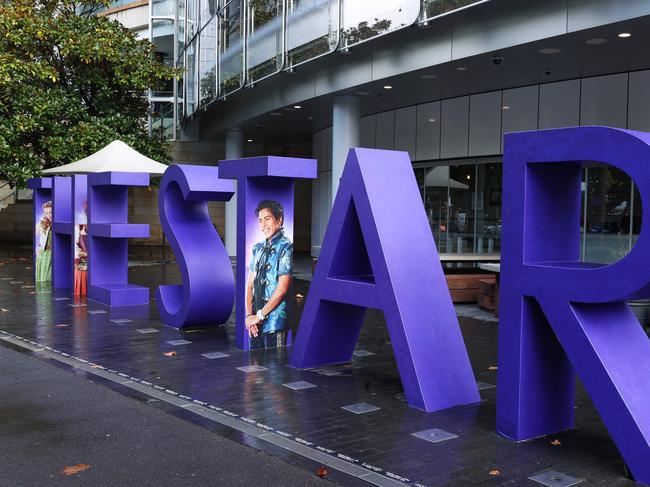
[316,466,328,477]
[489,469,500,476]
[60,464,90,476]
[163,351,177,357]
[488,366,498,371]
[550,439,562,446]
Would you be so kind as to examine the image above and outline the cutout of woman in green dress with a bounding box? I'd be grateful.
[35,200,52,282]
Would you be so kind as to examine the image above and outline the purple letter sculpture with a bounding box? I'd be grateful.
[498,126,650,484]
[88,172,150,306]
[27,177,52,283]
[156,164,235,328]
[52,176,73,289]
[219,156,317,350]
[289,148,480,412]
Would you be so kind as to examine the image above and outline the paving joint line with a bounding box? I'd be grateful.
[0,330,422,487]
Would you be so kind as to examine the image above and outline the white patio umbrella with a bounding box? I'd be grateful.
[42,140,169,176]
[425,166,469,190]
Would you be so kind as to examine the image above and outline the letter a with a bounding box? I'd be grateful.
[290,148,479,412]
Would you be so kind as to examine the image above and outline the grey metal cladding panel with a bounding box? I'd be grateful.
[628,70,650,132]
[372,26,452,81]
[568,0,650,32]
[441,97,469,159]
[376,110,396,150]
[220,76,317,129]
[468,91,502,157]
[501,85,538,152]
[272,71,319,112]
[322,128,333,172]
[314,130,325,172]
[318,174,332,238]
[315,55,373,97]
[360,115,377,149]
[539,80,580,129]
[311,177,321,247]
[395,107,417,160]
[451,0,567,60]
[312,130,322,161]
[580,73,628,128]
[416,102,440,161]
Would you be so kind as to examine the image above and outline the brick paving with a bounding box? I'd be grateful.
[0,254,640,486]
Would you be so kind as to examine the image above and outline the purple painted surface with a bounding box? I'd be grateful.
[27,178,52,283]
[87,171,150,307]
[498,126,650,484]
[52,176,73,289]
[219,156,316,351]
[289,148,480,413]
[27,178,52,191]
[219,156,317,179]
[72,175,88,296]
[156,164,235,328]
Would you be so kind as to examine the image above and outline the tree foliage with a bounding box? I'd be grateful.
[0,0,178,187]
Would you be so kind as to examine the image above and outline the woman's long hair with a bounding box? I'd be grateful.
[39,201,52,232]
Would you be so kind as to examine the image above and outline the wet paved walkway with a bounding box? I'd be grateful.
[0,254,639,486]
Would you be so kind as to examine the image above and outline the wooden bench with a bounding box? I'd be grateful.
[445,274,496,303]
[312,248,501,305]
[478,263,501,316]
[477,279,497,311]
[441,254,500,304]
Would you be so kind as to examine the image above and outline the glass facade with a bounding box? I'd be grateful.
[185,40,198,116]
[340,0,420,49]
[199,17,218,106]
[414,161,642,263]
[246,0,284,83]
[151,19,175,97]
[170,0,488,127]
[159,0,646,265]
[286,0,339,68]
[415,161,502,258]
[152,0,175,17]
[218,0,245,97]
[421,0,488,22]
[151,100,175,139]
[582,165,641,264]
[150,0,178,139]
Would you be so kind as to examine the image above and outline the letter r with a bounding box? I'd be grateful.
[498,126,650,484]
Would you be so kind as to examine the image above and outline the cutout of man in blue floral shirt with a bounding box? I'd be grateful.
[245,200,293,349]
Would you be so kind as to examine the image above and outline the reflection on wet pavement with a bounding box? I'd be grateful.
[0,255,636,487]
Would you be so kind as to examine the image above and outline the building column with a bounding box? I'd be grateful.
[331,95,361,203]
[312,96,360,256]
[225,129,243,257]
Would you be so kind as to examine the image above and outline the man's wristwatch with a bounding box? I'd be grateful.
[256,309,266,321]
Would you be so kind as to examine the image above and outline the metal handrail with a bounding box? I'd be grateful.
[156,102,175,119]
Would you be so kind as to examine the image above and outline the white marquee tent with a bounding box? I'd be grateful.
[42,140,169,176]
[425,166,469,190]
